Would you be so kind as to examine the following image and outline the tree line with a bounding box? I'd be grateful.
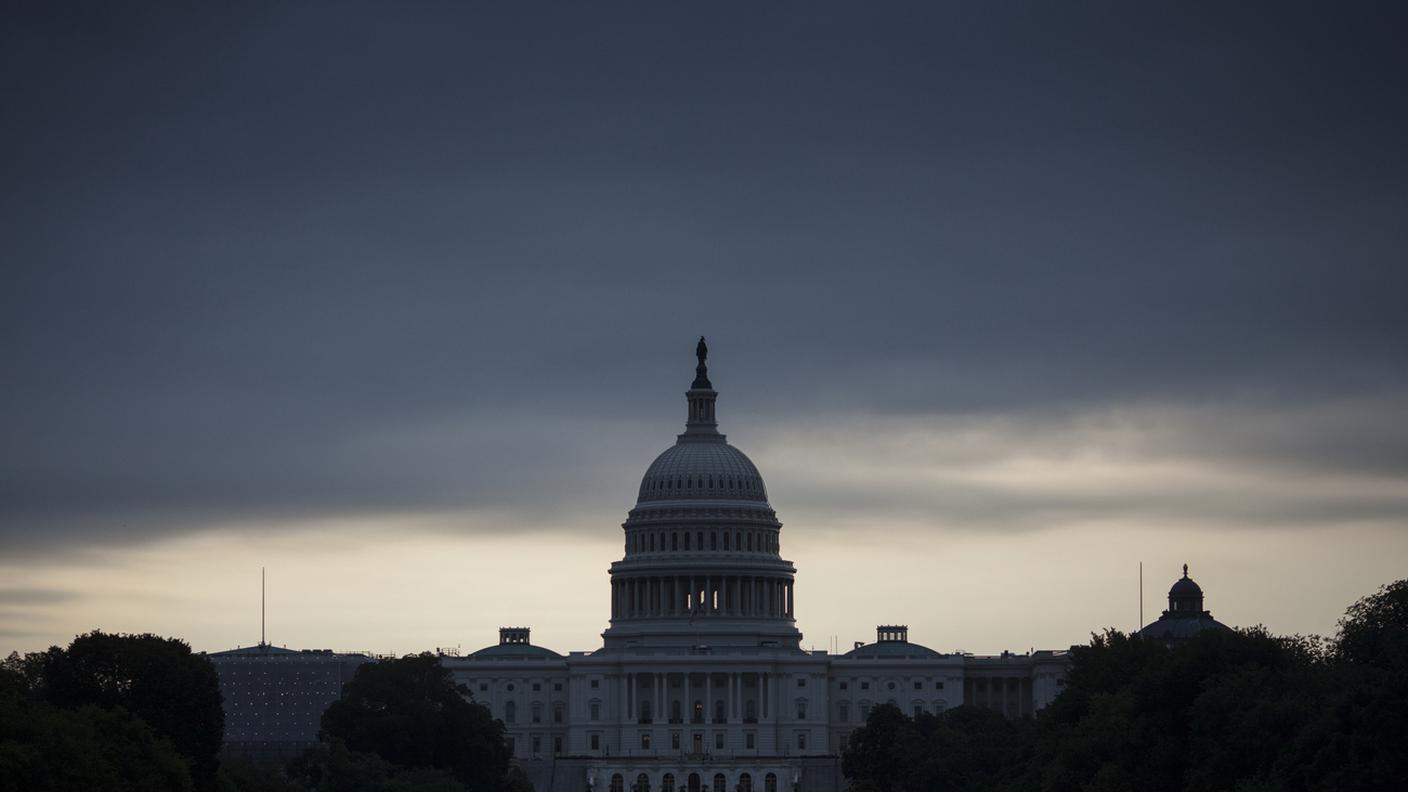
[1,639,526,792]
[841,578,1408,792]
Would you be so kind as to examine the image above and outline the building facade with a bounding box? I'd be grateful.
[442,341,1072,792]
[208,643,372,760]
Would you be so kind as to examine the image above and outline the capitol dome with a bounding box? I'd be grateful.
[637,442,768,504]
[602,337,801,650]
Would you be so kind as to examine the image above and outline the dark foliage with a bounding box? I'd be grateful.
[0,693,193,791]
[320,653,511,792]
[35,630,225,790]
[842,578,1408,792]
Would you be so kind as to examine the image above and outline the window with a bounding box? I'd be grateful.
[714,700,725,723]
[504,701,516,723]
[635,775,650,792]
[914,681,923,690]
[662,774,675,792]
[693,701,704,723]
[796,700,807,719]
[839,681,848,691]
[797,678,806,687]
[713,774,726,792]
[797,731,808,750]
[715,731,725,749]
[531,734,541,754]
[745,732,755,749]
[555,682,563,691]
[507,737,515,755]
[590,678,600,689]
[765,773,778,792]
[913,704,924,718]
[936,681,944,690]
[671,732,681,750]
[553,704,564,724]
[591,734,601,751]
[887,682,896,690]
[533,683,541,691]
[861,681,870,690]
[479,683,488,692]
[739,772,753,792]
[838,702,849,722]
[640,732,651,750]
[610,773,623,792]
[531,703,542,723]
[590,701,601,721]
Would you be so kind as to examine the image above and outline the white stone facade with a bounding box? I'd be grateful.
[442,343,1069,792]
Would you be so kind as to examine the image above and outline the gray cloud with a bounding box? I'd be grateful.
[2,2,1406,553]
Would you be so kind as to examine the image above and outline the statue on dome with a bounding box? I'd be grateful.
[696,335,708,365]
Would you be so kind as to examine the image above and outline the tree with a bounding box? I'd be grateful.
[0,693,193,791]
[286,741,469,792]
[38,631,225,789]
[320,654,511,792]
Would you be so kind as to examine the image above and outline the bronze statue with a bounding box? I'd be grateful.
[696,336,708,366]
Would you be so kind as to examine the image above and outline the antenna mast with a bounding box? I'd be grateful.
[1138,561,1143,632]
[261,567,266,647]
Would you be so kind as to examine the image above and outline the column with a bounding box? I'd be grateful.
[786,581,794,618]
[727,673,735,720]
[672,577,680,615]
[762,672,769,719]
[705,673,712,722]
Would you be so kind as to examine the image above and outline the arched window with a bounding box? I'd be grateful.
[504,700,516,723]
[713,773,726,792]
[553,703,564,724]
[714,699,725,722]
[610,774,624,792]
[671,699,682,722]
[796,698,807,719]
[688,773,701,792]
[661,774,674,792]
[672,533,678,551]
[747,533,753,551]
[765,773,777,792]
[839,702,850,722]
[649,534,655,551]
[744,699,757,722]
[639,699,652,723]
[692,700,704,723]
[711,532,717,550]
[684,532,690,550]
[739,773,753,792]
[723,532,730,550]
[634,774,650,792]
[531,702,542,723]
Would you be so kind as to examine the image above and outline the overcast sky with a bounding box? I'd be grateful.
[3,2,1406,657]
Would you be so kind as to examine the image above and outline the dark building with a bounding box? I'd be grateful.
[1137,565,1232,643]
[208,643,373,760]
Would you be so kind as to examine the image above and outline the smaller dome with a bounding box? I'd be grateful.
[844,641,943,660]
[468,643,564,661]
[1169,576,1203,599]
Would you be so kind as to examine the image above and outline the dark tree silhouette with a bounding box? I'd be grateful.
[320,653,510,792]
[0,693,193,791]
[36,631,224,790]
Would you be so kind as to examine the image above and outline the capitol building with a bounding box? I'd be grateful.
[440,341,1072,792]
